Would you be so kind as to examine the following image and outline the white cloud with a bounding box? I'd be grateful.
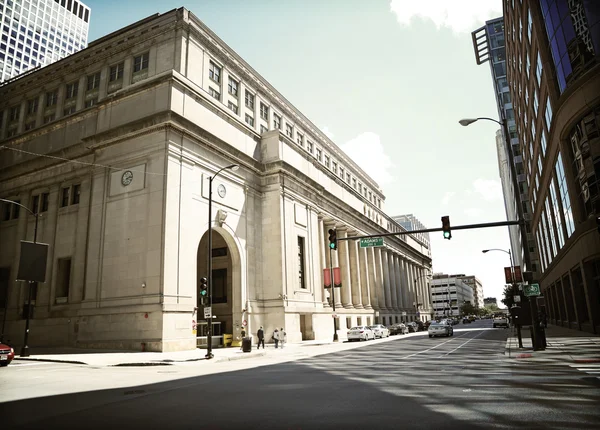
[472,178,503,202]
[389,0,502,34]
[442,191,455,205]
[340,132,395,185]
[321,126,335,140]
[464,207,484,217]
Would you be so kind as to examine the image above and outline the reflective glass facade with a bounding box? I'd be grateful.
[0,0,90,83]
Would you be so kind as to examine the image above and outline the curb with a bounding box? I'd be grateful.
[14,357,88,365]
[215,351,267,362]
[573,358,600,364]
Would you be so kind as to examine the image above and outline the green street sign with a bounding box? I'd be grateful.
[360,237,384,248]
[523,283,541,297]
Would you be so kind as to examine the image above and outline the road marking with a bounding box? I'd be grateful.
[397,332,473,359]
[436,331,486,358]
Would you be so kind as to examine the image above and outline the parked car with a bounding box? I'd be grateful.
[423,320,432,330]
[406,322,419,333]
[428,322,454,338]
[389,323,408,335]
[347,326,375,341]
[0,342,15,367]
[462,317,471,324]
[369,324,390,338]
[493,316,510,328]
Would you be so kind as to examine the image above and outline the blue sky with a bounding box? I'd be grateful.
[84,0,511,304]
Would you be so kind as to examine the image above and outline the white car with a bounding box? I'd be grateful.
[369,324,390,338]
[347,326,375,341]
[428,322,453,338]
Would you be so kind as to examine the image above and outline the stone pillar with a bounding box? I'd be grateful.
[358,246,371,309]
[382,250,391,311]
[375,247,386,310]
[394,254,404,309]
[368,247,379,310]
[400,258,409,312]
[349,235,363,309]
[319,217,330,308]
[388,251,398,311]
[338,228,353,309]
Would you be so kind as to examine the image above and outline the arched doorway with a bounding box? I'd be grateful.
[197,228,243,346]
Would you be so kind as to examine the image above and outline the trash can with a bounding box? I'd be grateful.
[223,334,233,347]
[242,336,252,353]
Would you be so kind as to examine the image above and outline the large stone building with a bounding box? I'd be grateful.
[0,8,432,352]
[0,0,91,84]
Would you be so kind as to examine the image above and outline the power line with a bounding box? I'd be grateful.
[0,145,166,176]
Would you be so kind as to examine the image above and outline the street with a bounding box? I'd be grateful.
[1,320,599,429]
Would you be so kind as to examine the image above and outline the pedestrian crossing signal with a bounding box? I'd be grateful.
[328,229,337,250]
[441,216,452,240]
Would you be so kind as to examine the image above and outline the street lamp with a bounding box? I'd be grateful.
[0,198,39,356]
[205,164,239,360]
[460,116,544,349]
[482,248,523,348]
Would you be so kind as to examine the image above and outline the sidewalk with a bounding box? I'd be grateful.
[504,324,600,364]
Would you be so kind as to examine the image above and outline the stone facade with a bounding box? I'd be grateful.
[0,8,432,352]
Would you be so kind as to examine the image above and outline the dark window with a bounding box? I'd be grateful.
[56,258,71,299]
[66,81,78,99]
[109,63,124,81]
[41,193,49,212]
[212,268,227,303]
[211,247,228,258]
[71,184,81,205]
[0,267,9,309]
[61,187,70,207]
[84,9,89,23]
[208,61,221,84]
[133,52,149,73]
[31,195,39,214]
[298,236,306,289]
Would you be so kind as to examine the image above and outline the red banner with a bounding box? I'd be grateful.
[513,265,523,282]
[323,269,332,288]
[333,267,342,287]
[504,267,513,284]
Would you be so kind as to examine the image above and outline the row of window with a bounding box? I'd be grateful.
[206,58,384,211]
[1,183,81,222]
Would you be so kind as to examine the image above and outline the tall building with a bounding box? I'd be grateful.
[457,275,484,309]
[392,214,431,255]
[430,273,475,318]
[0,0,91,83]
[0,8,432,351]
[475,1,600,334]
[484,297,498,306]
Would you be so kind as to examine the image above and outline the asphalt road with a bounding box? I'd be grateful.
[1,320,599,429]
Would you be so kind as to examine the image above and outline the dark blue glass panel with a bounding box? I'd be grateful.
[550,2,561,30]
[561,53,572,77]
[563,15,576,42]
[557,68,566,91]
[541,0,550,17]
[557,0,569,20]
[556,26,567,57]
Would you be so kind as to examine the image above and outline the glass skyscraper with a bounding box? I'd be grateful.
[0,0,90,83]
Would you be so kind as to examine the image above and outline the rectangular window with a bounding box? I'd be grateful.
[71,184,81,205]
[212,268,227,303]
[260,125,268,134]
[244,90,254,109]
[43,114,55,124]
[535,51,542,86]
[549,177,565,249]
[339,166,344,179]
[66,81,78,99]
[61,187,70,207]
[63,106,76,116]
[41,192,49,212]
[0,267,9,309]
[85,98,98,108]
[27,98,38,114]
[227,101,238,114]
[46,90,58,107]
[109,62,124,81]
[298,236,306,289]
[133,52,149,73]
[296,132,303,147]
[25,121,36,131]
[209,87,220,101]
[86,72,100,90]
[324,155,330,168]
[31,195,40,214]
[285,123,293,138]
[245,114,254,127]
[332,161,338,174]
[228,77,238,96]
[306,140,313,154]
[556,153,574,237]
[544,96,553,130]
[209,61,221,84]
[273,113,281,130]
[55,258,71,299]
[9,106,20,122]
[260,102,269,121]
[316,148,322,162]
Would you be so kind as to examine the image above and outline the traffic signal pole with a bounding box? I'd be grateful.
[329,246,338,342]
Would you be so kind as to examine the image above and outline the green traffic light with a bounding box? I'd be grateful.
[200,290,207,296]
[329,243,335,249]
[443,231,451,239]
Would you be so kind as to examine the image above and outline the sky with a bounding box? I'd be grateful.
[84,0,512,305]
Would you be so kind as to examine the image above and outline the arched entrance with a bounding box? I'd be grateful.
[197,228,243,346]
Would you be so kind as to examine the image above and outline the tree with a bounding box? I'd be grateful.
[460,302,477,317]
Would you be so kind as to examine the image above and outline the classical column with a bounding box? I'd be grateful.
[359,246,372,309]
[388,251,398,311]
[349,234,363,309]
[375,247,386,310]
[382,250,392,311]
[400,258,409,312]
[338,228,353,309]
[319,217,329,308]
[394,254,404,309]
[368,247,380,310]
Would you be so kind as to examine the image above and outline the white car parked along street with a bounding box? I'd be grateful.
[369,324,390,338]
[347,326,375,341]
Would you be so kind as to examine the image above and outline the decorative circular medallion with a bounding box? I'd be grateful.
[121,170,134,186]
[217,183,226,198]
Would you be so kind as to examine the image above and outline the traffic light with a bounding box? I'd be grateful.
[200,276,208,299]
[328,228,337,250]
[441,215,452,240]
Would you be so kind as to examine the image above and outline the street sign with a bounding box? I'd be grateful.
[514,295,521,302]
[523,283,541,297]
[401,311,407,316]
[359,237,384,248]
[204,306,212,318]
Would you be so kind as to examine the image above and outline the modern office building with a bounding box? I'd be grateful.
[484,297,498,306]
[458,275,484,309]
[0,0,91,83]
[0,8,432,352]
[430,273,475,318]
[474,1,600,334]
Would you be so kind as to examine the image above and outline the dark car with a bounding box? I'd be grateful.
[0,343,15,366]
[462,318,471,324]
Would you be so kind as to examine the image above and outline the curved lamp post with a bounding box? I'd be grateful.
[205,164,239,360]
[0,198,39,356]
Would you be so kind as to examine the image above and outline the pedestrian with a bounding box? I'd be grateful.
[279,327,286,349]
[273,328,279,348]
[257,326,265,349]
[240,328,246,350]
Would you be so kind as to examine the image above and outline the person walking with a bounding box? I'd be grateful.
[273,328,279,348]
[279,327,287,349]
[257,326,265,349]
